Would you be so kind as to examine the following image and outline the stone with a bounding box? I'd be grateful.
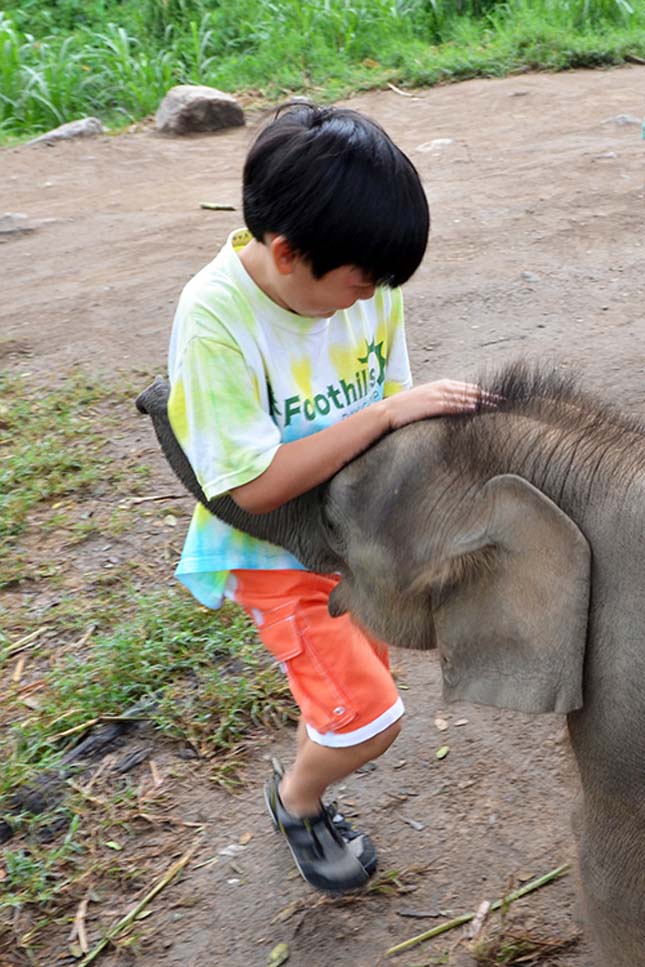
[601,114,641,126]
[155,85,245,135]
[0,212,34,239]
[27,117,105,146]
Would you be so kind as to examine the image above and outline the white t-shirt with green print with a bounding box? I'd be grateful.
[168,228,413,608]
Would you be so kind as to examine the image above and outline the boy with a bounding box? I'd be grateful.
[167,104,481,895]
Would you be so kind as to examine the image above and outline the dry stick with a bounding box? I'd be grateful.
[386,864,570,957]
[3,625,52,659]
[69,895,91,954]
[12,654,27,683]
[386,82,414,97]
[74,625,96,649]
[51,718,100,741]
[125,493,187,505]
[77,839,201,966]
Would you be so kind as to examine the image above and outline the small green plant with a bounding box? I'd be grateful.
[2,814,84,909]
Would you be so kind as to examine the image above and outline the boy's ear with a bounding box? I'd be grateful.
[270,235,298,275]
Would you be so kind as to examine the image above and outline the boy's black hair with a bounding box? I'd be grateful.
[243,103,430,287]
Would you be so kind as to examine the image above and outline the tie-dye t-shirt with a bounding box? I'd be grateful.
[167,229,413,608]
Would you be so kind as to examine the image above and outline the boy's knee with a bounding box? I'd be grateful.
[368,716,402,757]
[385,716,403,745]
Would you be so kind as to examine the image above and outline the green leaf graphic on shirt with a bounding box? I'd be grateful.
[358,339,387,387]
[268,383,281,419]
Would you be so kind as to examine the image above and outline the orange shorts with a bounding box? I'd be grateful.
[227,570,404,748]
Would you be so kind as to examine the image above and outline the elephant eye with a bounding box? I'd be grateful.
[321,504,345,550]
[322,506,338,534]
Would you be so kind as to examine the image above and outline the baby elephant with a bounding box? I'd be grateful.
[137,363,645,967]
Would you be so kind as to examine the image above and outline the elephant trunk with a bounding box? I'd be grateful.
[135,377,338,572]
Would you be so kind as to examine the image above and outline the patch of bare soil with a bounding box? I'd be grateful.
[2,65,644,967]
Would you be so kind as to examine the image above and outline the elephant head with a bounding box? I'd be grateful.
[320,418,591,715]
[137,374,591,717]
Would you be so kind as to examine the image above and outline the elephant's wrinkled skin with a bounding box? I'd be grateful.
[137,365,645,966]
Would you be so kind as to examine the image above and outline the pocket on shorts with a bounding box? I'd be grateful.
[257,603,358,734]
[257,602,304,662]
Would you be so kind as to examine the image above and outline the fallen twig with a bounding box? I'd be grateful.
[77,839,201,965]
[467,899,491,940]
[51,718,100,741]
[12,654,27,683]
[386,864,570,956]
[69,895,91,954]
[386,82,413,97]
[73,625,96,649]
[123,493,187,505]
[2,625,52,660]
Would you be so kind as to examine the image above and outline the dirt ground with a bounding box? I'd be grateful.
[2,65,645,967]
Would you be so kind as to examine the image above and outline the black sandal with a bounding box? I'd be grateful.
[264,759,377,895]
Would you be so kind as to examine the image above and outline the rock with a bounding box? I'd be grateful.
[27,117,105,146]
[416,138,455,153]
[602,114,641,126]
[156,85,245,135]
[521,270,541,283]
[0,212,34,238]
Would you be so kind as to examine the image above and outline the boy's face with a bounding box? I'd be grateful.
[268,235,376,317]
[286,260,377,317]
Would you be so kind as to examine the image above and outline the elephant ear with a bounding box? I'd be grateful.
[429,474,590,714]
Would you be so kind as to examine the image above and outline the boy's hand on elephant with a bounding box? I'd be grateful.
[382,380,492,430]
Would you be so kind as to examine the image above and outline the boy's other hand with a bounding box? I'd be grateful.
[382,380,495,431]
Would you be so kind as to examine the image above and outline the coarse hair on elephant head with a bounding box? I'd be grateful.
[137,362,645,967]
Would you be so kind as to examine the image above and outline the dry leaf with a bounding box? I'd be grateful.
[272,899,304,924]
[239,831,253,845]
[436,746,450,760]
[434,716,449,732]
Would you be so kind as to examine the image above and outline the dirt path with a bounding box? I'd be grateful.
[2,65,644,967]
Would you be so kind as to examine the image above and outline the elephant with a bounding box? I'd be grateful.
[136,363,645,967]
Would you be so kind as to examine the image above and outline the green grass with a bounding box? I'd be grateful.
[0,0,644,139]
[2,591,293,800]
[0,372,123,588]
[0,371,294,947]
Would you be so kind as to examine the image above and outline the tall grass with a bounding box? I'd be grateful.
[0,0,643,138]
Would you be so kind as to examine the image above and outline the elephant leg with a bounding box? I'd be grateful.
[576,815,645,967]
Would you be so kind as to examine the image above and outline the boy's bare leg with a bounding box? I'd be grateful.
[279,717,402,817]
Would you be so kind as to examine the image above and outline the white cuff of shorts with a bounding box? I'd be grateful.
[305,696,405,749]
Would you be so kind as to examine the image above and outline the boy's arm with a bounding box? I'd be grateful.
[230,379,483,513]
[232,287,486,514]
[170,324,484,516]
